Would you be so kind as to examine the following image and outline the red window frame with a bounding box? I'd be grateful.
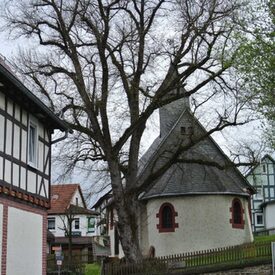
[156,202,178,233]
[230,198,245,229]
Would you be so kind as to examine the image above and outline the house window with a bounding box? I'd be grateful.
[230,198,245,229]
[76,197,78,206]
[74,218,80,230]
[255,213,264,226]
[28,118,38,167]
[156,202,178,233]
[87,217,95,233]
[48,217,55,230]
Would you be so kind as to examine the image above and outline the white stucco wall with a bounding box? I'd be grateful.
[264,203,275,229]
[0,204,3,275]
[108,209,124,258]
[71,189,85,207]
[6,207,43,275]
[48,214,98,237]
[142,195,253,257]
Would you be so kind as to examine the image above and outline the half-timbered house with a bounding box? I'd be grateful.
[0,60,68,275]
[246,154,275,232]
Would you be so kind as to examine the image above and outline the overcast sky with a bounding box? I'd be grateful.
[0,1,273,206]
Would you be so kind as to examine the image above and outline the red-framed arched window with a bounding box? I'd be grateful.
[230,198,245,229]
[156,203,178,233]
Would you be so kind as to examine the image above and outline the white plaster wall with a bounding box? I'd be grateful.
[265,204,275,229]
[0,91,5,110]
[71,189,85,207]
[109,226,124,258]
[6,207,43,275]
[0,204,3,275]
[49,214,98,237]
[108,209,124,258]
[0,156,3,180]
[0,114,4,153]
[143,195,253,257]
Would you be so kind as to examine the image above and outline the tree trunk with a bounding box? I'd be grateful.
[108,159,143,262]
[68,218,72,269]
[116,197,143,262]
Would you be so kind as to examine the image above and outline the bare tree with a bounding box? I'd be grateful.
[3,0,258,262]
[59,206,76,269]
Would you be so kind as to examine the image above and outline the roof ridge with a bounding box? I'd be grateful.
[138,107,189,180]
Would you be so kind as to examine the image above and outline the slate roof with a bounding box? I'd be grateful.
[48,184,86,214]
[139,108,254,200]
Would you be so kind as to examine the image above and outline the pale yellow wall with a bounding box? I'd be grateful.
[142,195,253,257]
[6,207,43,275]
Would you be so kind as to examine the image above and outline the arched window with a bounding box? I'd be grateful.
[156,203,178,233]
[230,198,245,229]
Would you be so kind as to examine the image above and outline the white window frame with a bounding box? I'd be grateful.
[255,213,264,226]
[48,217,56,230]
[74,218,80,230]
[28,116,38,168]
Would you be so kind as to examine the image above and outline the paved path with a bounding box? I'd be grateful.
[202,264,272,275]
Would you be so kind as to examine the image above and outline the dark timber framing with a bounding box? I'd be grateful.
[247,155,275,232]
[0,62,68,209]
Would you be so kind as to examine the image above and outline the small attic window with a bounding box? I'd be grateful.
[76,197,79,206]
[181,126,193,135]
[181,127,186,135]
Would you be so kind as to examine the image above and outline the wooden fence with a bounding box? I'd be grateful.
[102,241,272,275]
[47,252,93,274]
[254,227,275,236]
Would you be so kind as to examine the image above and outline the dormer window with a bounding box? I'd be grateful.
[76,197,78,206]
[28,117,38,167]
[180,126,193,135]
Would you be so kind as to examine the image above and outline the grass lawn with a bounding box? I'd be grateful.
[85,263,101,275]
[254,234,275,243]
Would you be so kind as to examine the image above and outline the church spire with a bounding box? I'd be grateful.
[159,87,189,136]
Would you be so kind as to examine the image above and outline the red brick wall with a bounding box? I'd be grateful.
[0,197,47,275]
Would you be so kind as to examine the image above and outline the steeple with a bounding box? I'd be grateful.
[159,87,189,136]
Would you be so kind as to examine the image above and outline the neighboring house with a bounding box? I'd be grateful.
[246,155,275,232]
[91,191,112,257]
[47,184,99,256]
[92,190,112,236]
[98,89,255,258]
[0,59,68,275]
